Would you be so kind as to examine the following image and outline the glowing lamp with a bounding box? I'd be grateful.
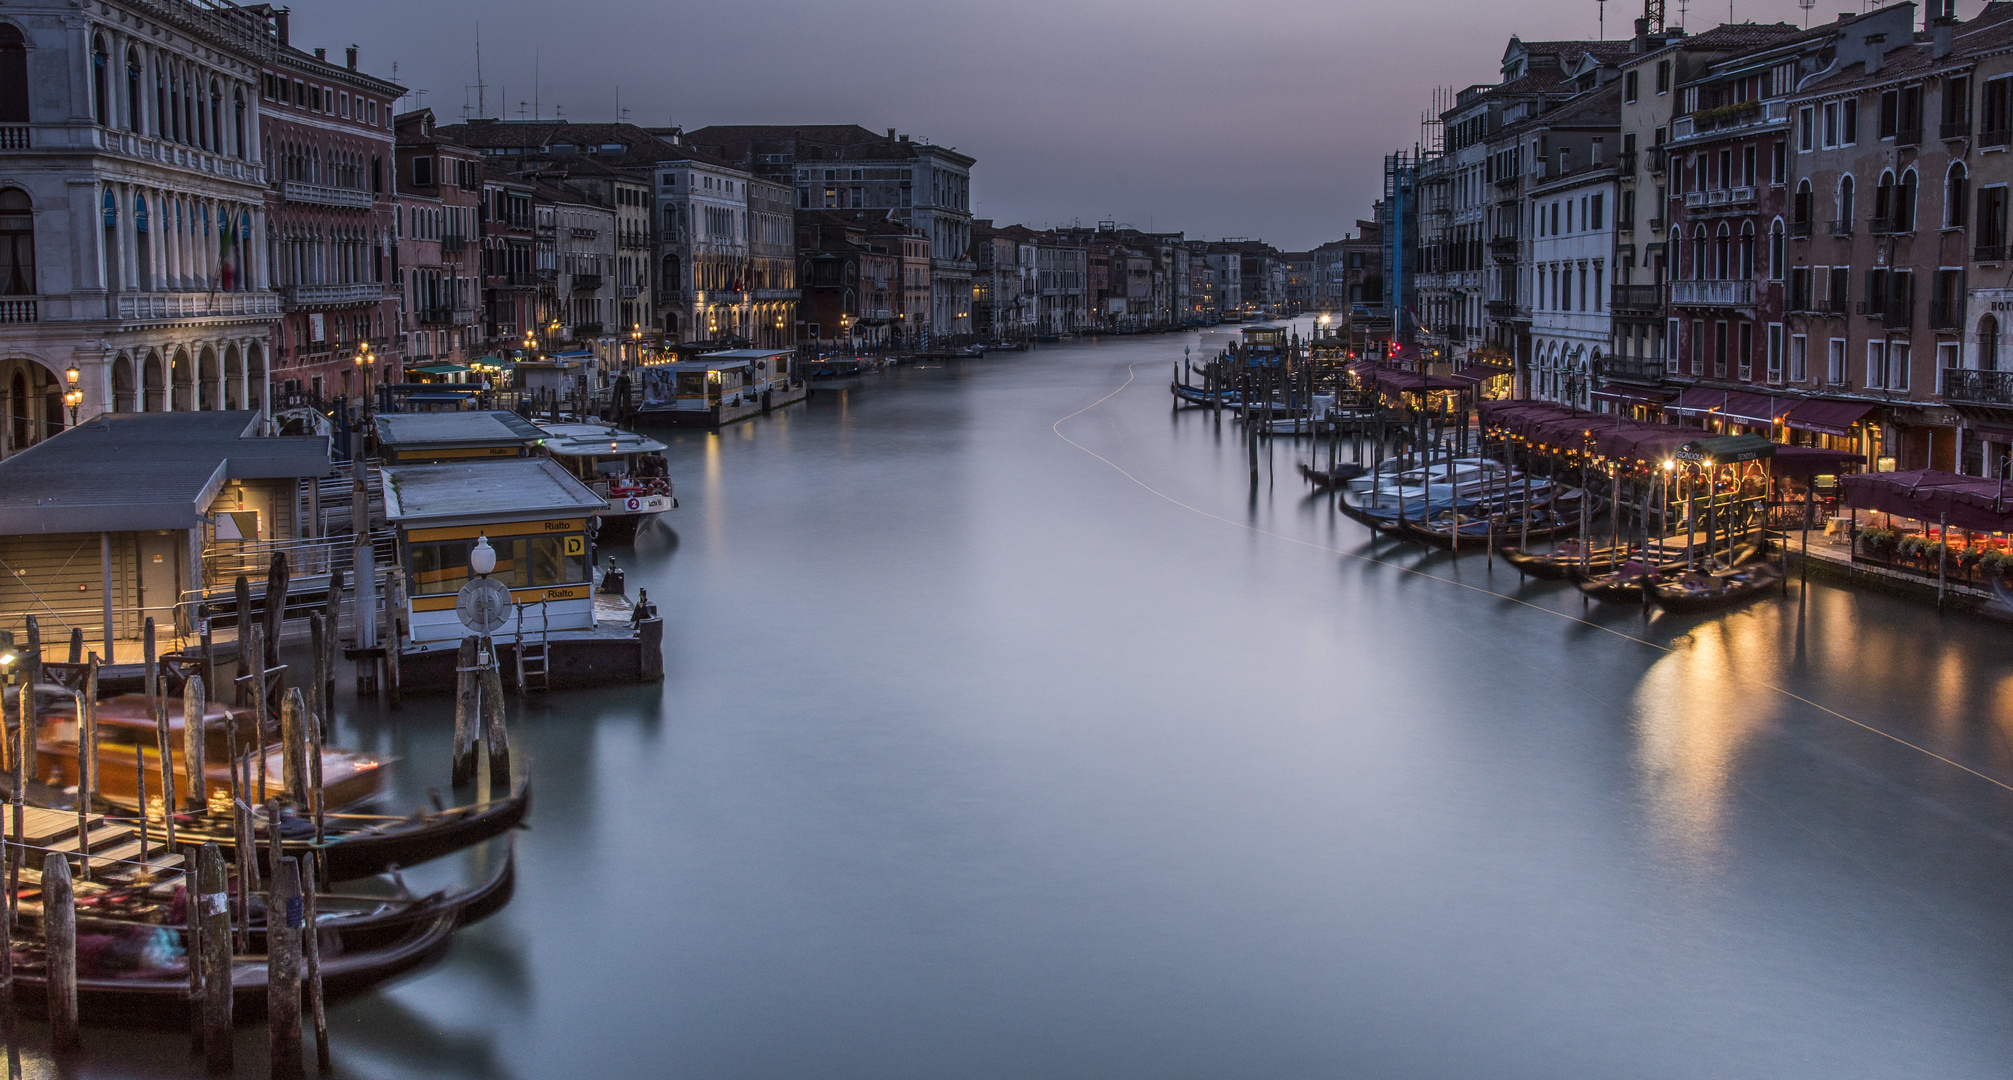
[470,534,497,577]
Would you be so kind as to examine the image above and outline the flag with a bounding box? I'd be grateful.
[218,214,237,292]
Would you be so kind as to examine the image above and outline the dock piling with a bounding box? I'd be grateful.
[453,636,479,787]
[42,851,79,1052]
[198,843,234,1074]
[268,856,305,1080]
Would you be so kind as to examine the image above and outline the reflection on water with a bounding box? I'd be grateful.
[23,322,2013,1078]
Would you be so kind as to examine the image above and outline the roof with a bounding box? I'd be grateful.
[434,120,738,170]
[1799,4,2013,97]
[699,349,796,361]
[0,411,332,535]
[374,410,543,450]
[381,459,607,526]
[682,124,976,168]
[533,422,668,457]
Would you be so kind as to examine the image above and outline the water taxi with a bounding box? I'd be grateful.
[534,422,676,539]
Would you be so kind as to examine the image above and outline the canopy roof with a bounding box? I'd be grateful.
[1478,400,1861,474]
[1839,469,2013,532]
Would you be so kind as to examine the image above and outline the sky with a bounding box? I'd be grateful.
[295,0,1973,251]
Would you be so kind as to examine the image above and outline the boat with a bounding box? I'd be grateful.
[1576,557,1668,602]
[1650,561,1785,614]
[532,421,676,539]
[1299,462,1367,489]
[1171,382,1239,408]
[1397,506,1584,550]
[223,781,532,883]
[34,694,385,813]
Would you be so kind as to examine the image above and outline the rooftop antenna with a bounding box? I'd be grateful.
[1598,0,1607,39]
[471,23,486,118]
[533,49,539,121]
[1645,0,1664,31]
[1676,0,1689,30]
[1797,0,1814,27]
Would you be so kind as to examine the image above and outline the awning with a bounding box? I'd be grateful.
[1676,432,1777,464]
[1840,469,2013,532]
[1591,388,1673,407]
[1971,423,2013,443]
[1769,446,1865,478]
[1451,363,1513,383]
[1784,398,1877,436]
[1663,387,1791,425]
[415,364,470,375]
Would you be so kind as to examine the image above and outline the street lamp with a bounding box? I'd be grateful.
[470,534,497,577]
[64,364,81,424]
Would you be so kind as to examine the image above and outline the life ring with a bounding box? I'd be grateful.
[625,496,641,512]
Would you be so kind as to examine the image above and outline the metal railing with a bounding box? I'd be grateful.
[1943,120,1973,141]
[571,274,603,291]
[1612,284,1663,314]
[1983,128,2012,148]
[1942,367,2013,406]
[1668,279,1755,306]
[200,530,395,590]
[1788,219,1813,238]
[1829,220,1855,238]
[1977,245,2009,262]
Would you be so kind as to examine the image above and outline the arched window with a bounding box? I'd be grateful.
[91,35,108,126]
[1839,174,1855,231]
[1948,162,1970,228]
[1983,314,2001,372]
[1897,168,1919,232]
[1692,225,1707,280]
[232,87,245,158]
[1875,169,1896,228]
[662,253,681,290]
[1739,220,1756,279]
[133,192,150,291]
[208,81,220,153]
[181,70,195,146]
[1769,219,1785,281]
[100,189,116,290]
[166,62,181,142]
[0,24,27,125]
[0,188,33,296]
[1794,179,1813,225]
[125,48,142,132]
[1714,222,1732,279]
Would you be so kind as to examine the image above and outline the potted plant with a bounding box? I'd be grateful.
[1860,527,1897,558]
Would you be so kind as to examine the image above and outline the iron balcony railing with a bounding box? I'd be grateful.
[1788,220,1813,238]
[1943,367,2013,407]
[1611,284,1663,315]
[1943,120,1973,141]
[1830,220,1855,238]
[1668,279,1755,306]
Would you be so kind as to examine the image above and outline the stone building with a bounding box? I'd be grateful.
[0,0,279,458]
[393,108,481,372]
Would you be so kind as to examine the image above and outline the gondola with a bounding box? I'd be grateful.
[1576,558,1667,603]
[1650,560,1785,614]
[203,780,534,883]
[1,845,514,1028]
[1171,382,1238,408]
[1399,509,1583,550]
[1299,462,1367,489]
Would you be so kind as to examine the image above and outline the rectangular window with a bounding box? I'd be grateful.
[1767,324,1784,384]
[1591,192,1605,230]
[1824,102,1840,147]
[1829,266,1849,313]
[1986,77,2013,141]
[1789,267,1812,311]
[1620,189,1636,228]
[1657,61,1671,94]
[412,156,433,187]
[1982,186,2009,247]
[1938,342,1961,389]
[1791,334,1809,382]
[1691,319,1704,375]
[1799,107,1815,152]
[339,92,349,118]
[1829,338,1847,384]
[1893,341,1911,390]
[1868,340,1889,387]
[1625,70,1639,102]
[1772,139,1786,183]
[1738,322,1753,381]
[1715,321,1730,378]
[1844,99,1858,143]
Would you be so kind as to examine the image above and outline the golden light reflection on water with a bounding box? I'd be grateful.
[1635,616,1780,867]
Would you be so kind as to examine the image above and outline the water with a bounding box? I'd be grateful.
[31,323,2013,1077]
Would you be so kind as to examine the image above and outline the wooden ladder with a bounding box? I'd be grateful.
[514,600,551,694]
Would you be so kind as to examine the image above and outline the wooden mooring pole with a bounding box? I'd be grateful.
[269,856,306,1080]
[198,843,234,1074]
[43,851,80,1052]
[453,636,480,788]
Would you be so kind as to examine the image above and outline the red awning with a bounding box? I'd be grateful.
[1840,469,2013,532]
[1783,398,1877,437]
[1769,446,1865,478]
[1663,387,1790,425]
[1591,388,1674,408]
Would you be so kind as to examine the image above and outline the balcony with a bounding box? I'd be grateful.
[283,282,384,308]
[1668,279,1755,307]
[1489,236,1518,256]
[1494,174,1520,190]
[118,290,281,321]
[417,307,452,326]
[1943,368,2013,407]
[440,233,467,254]
[1647,216,1666,233]
[1612,284,1663,315]
[501,271,540,288]
[281,180,373,210]
[1682,186,1758,213]
[569,227,599,241]
[1599,354,1668,383]
[1788,219,1813,238]
[1616,151,1636,174]
[573,321,605,338]
[1829,220,1855,238]
[1647,148,1666,175]
[0,297,36,323]
[571,273,603,292]
[1978,245,2009,262]
[1868,217,1896,235]
[1485,299,1527,319]
[0,126,27,150]
[93,128,265,186]
[1931,302,1963,331]
[536,268,558,283]
[1943,120,1973,141]
[620,284,642,298]
[1824,296,1850,316]
[1984,128,2012,148]
[1896,128,1922,148]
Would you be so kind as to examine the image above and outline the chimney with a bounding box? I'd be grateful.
[1591,137,1604,164]
[313,47,325,61]
[274,8,289,46]
[346,45,358,70]
[1864,34,1886,74]
[887,128,896,140]
[1934,23,1955,57]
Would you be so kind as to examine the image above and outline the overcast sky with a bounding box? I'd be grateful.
[296,0,1967,251]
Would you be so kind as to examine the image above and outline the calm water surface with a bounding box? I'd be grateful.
[36,323,2013,1077]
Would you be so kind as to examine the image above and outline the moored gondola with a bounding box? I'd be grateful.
[1299,462,1367,489]
[1650,561,1785,614]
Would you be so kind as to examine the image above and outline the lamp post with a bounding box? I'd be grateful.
[64,364,82,424]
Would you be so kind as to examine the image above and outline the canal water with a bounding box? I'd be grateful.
[39,323,2013,1077]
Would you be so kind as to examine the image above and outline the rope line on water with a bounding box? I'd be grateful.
[1052,361,2013,798]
